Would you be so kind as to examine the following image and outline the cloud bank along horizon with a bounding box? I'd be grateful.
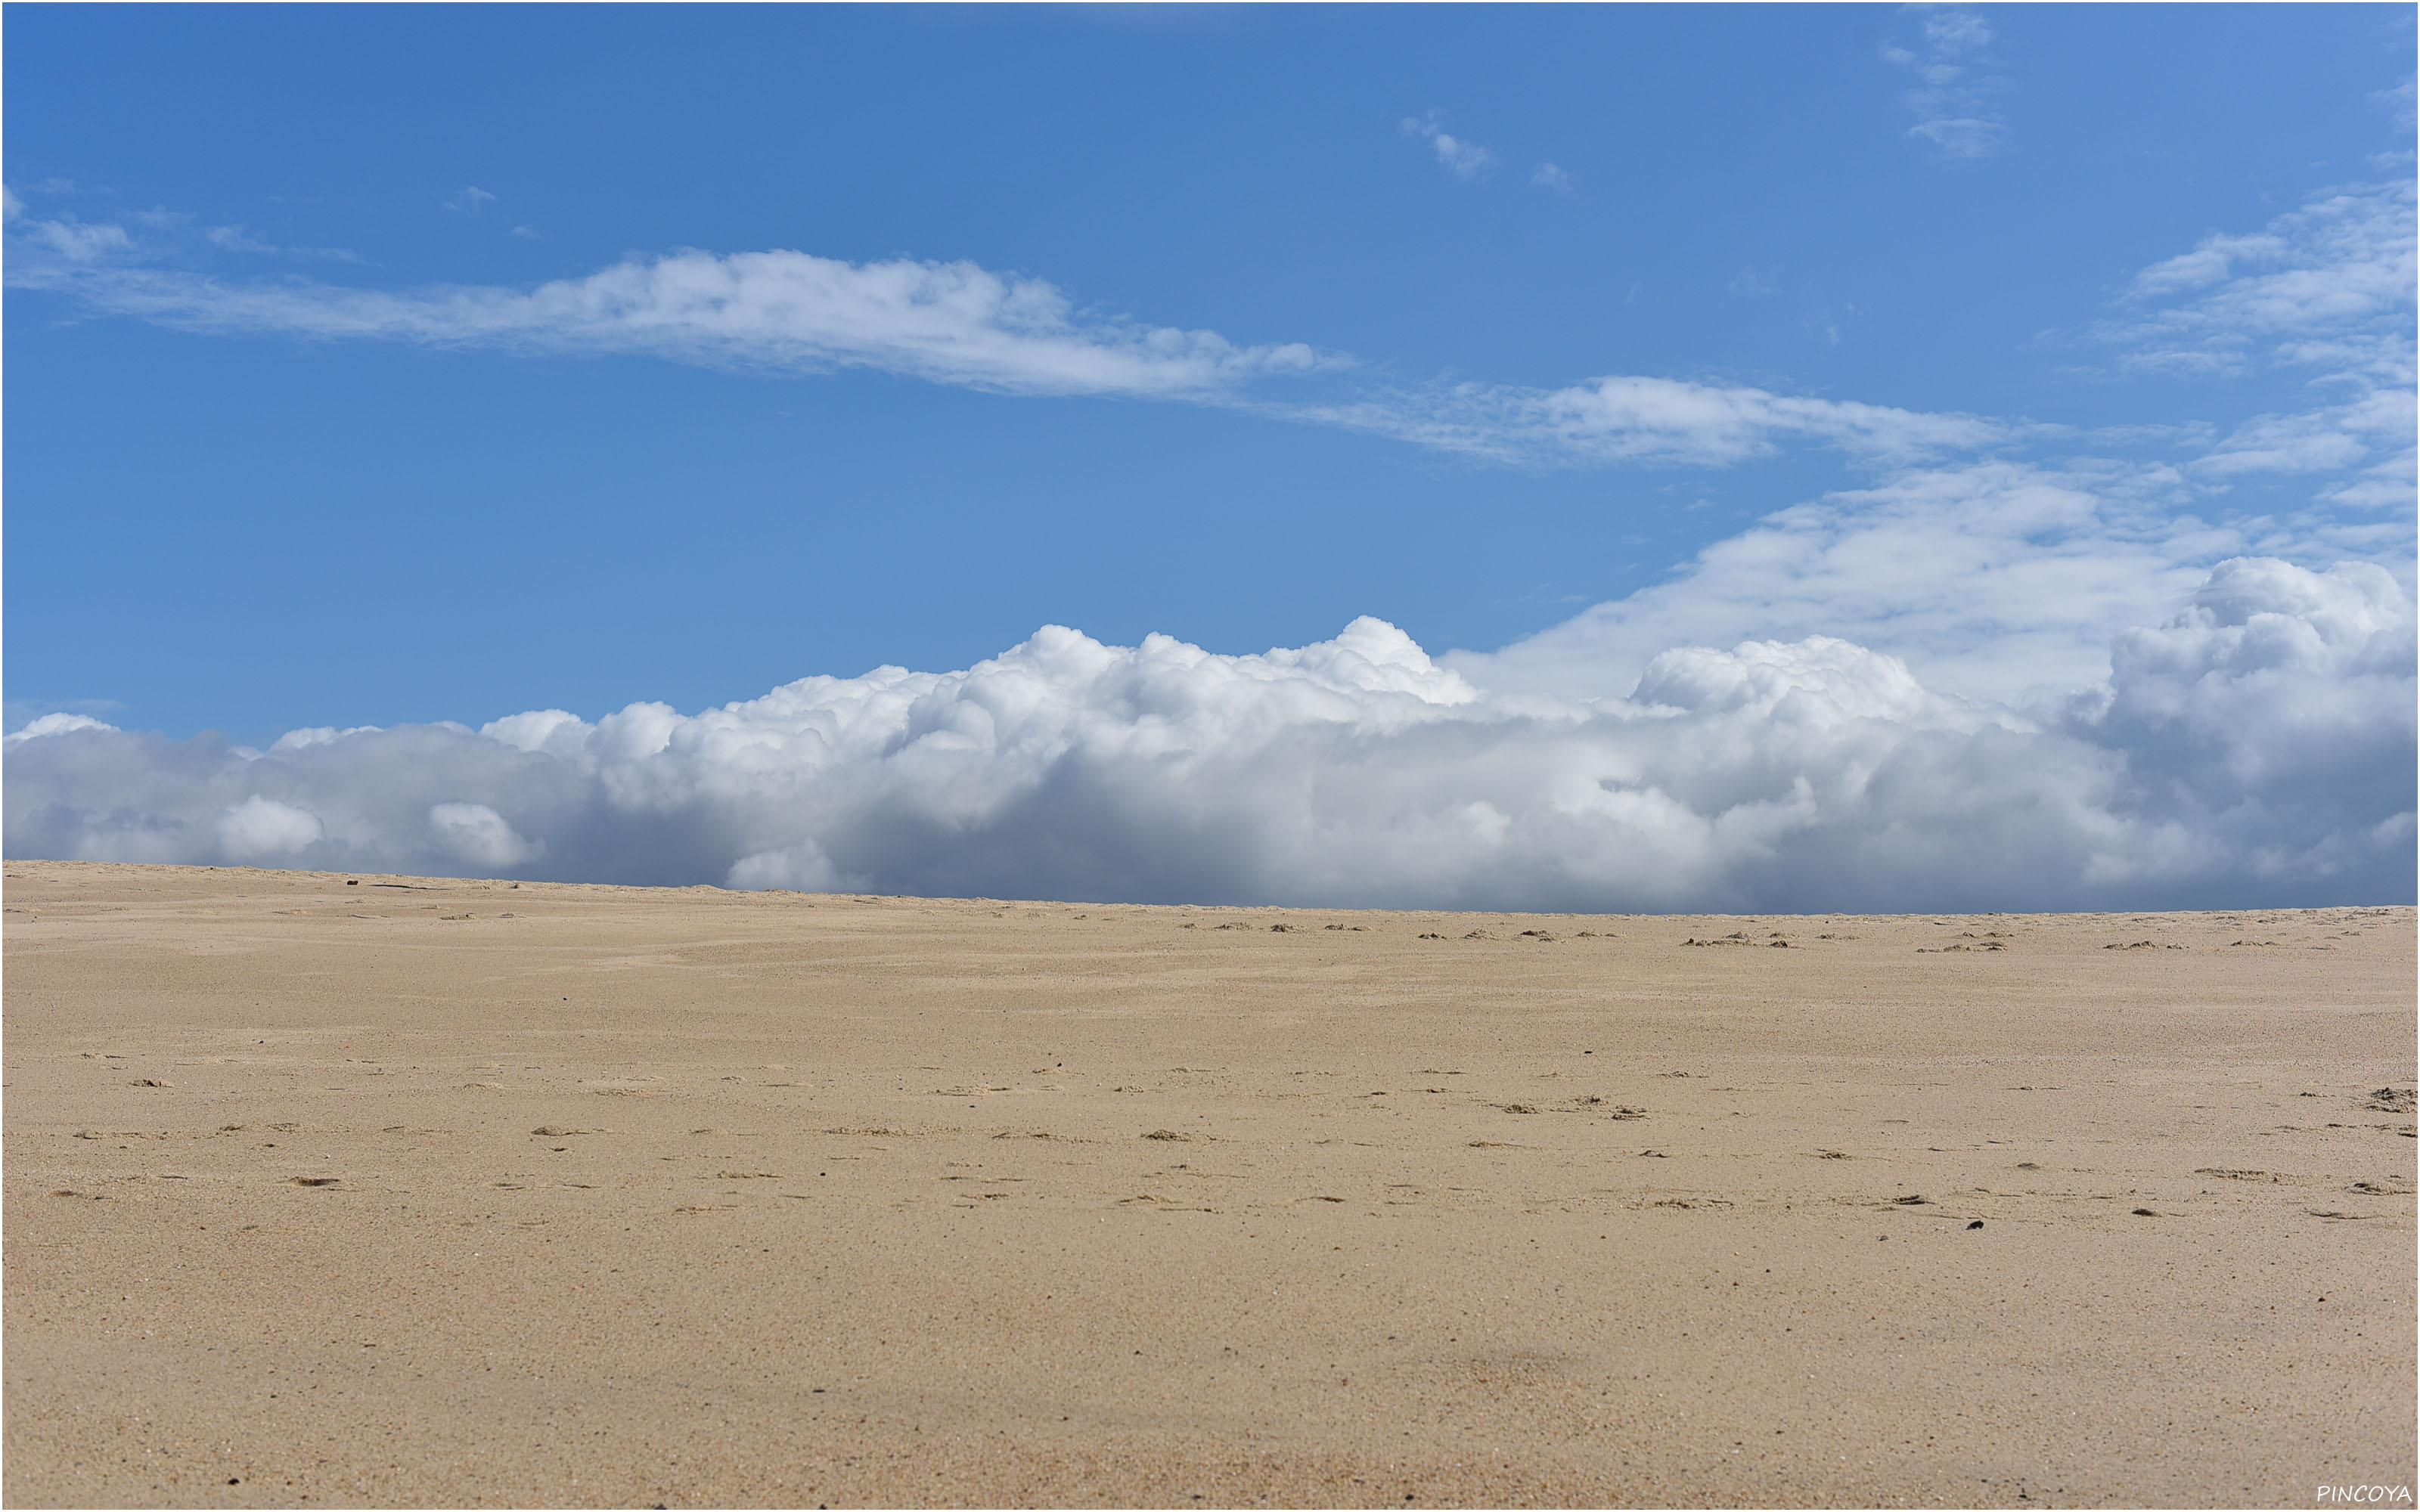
[9,551,2409,912]
[4,169,2412,910]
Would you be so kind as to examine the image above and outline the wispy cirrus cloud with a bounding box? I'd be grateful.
[4,184,358,265]
[1450,173,2417,708]
[2102,178,2417,510]
[4,186,2007,469]
[1293,374,2010,469]
[2109,178,2417,383]
[7,176,2402,489]
[1401,111,1497,181]
[1431,177,2416,732]
[7,210,1327,400]
[4,187,132,259]
[1882,8,2008,160]
[1451,458,2235,707]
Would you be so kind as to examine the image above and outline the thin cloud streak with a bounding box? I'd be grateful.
[5,192,2010,469]
[11,243,1327,400]
[1882,8,2009,160]
[1288,375,2010,468]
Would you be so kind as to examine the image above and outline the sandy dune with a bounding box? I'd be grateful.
[4,861,2412,1507]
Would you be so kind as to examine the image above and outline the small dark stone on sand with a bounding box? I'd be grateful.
[1967,1219,1984,1229]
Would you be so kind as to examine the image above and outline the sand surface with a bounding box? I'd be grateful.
[3,862,2412,1508]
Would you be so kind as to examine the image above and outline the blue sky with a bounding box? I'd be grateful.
[6,5,2413,909]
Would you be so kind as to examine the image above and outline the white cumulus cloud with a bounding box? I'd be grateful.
[4,712,114,744]
[1403,113,1497,181]
[728,840,852,894]
[216,795,325,861]
[7,566,2409,910]
[429,802,537,868]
